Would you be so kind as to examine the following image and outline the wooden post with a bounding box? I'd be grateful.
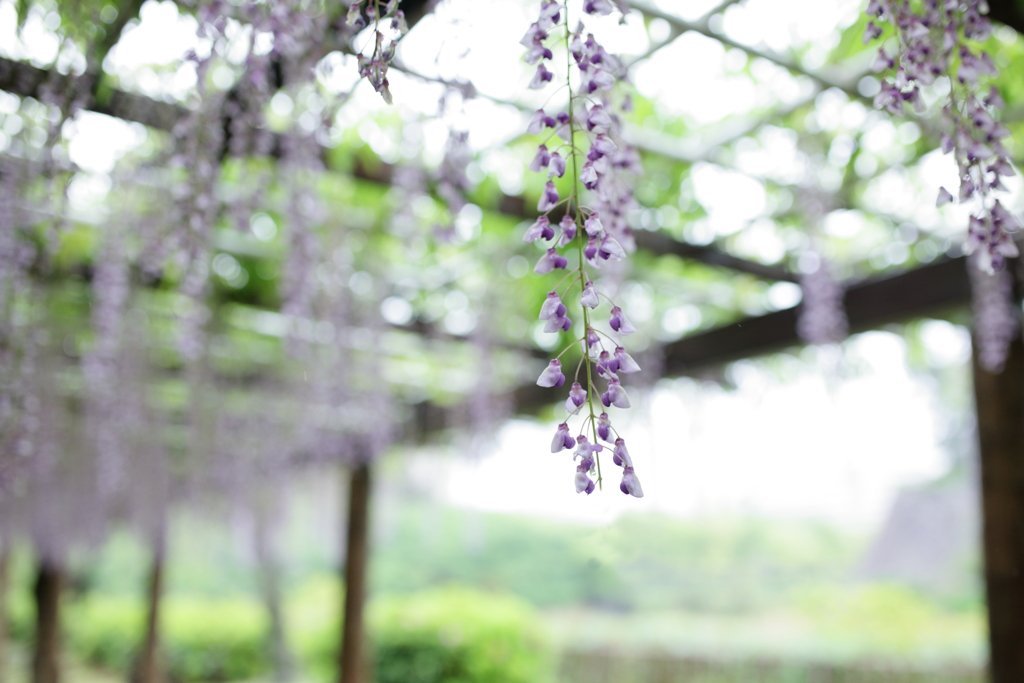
[973,272,1024,683]
[32,558,63,683]
[338,461,372,683]
[137,532,166,683]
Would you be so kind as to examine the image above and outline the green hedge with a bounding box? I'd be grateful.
[369,587,555,683]
[66,595,271,681]
[54,580,552,683]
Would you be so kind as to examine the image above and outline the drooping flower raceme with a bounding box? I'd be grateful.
[523,0,643,498]
[347,0,409,105]
[866,0,1019,274]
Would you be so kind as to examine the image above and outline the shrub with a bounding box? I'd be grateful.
[66,595,272,681]
[369,586,555,683]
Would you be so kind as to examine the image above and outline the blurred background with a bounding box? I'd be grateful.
[0,0,1021,681]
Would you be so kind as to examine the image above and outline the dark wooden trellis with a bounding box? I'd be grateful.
[2,1,1024,683]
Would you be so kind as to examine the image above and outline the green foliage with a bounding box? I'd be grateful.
[369,587,554,683]
[65,595,272,682]
[372,506,861,614]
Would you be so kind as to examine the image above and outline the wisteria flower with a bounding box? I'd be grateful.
[619,467,643,497]
[523,216,554,243]
[538,0,561,30]
[596,351,618,379]
[565,382,587,412]
[534,248,568,274]
[575,467,596,494]
[601,378,630,409]
[528,109,556,134]
[529,145,552,172]
[538,181,559,212]
[609,306,635,334]
[551,423,574,452]
[614,346,640,373]
[540,291,567,321]
[579,161,599,189]
[548,152,566,178]
[529,63,554,90]
[597,412,612,442]
[537,359,565,387]
[583,0,614,15]
[586,104,611,133]
[557,215,577,247]
[580,280,599,308]
[612,438,631,467]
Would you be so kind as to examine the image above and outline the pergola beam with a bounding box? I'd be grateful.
[661,254,972,375]
[0,55,794,284]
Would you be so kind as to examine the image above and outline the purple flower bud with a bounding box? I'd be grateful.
[391,10,408,34]
[529,145,552,172]
[597,351,618,379]
[538,0,561,29]
[523,216,553,243]
[575,468,595,494]
[601,378,630,409]
[540,291,567,320]
[936,187,953,207]
[614,346,640,373]
[551,423,574,452]
[538,181,560,212]
[565,382,587,412]
[587,329,600,348]
[583,0,614,16]
[584,213,604,237]
[529,63,554,90]
[592,134,616,157]
[544,311,572,333]
[582,68,615,94]
[609,306,635,335]
[537,359,565,387]
[941,134,954,155]
[548,152,566,178]
[584,236,599,262]
[520,22,547,48]
[581,280,599,308]
[599,235,626,261]
[863,21,882,44]
[574,434,592,460]
[986,86,1006,110]
[580,161,599,190]
[346,2,366,28]
[597,412,612,442]
[619,467,643,497]
[586,104,612,133]
[613,438,632,468]
[527,109,554,135]
[534,248,568,274]
[557,216,577,247]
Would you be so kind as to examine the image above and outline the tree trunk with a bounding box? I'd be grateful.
[973,308,1024,682]
[32,559,63,683]
[255,509,295,683]
[136,533,166,683]
[338,461,372,683]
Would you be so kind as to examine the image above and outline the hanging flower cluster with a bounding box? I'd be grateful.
[523,0,643,498]
[866,0,1019,273]
[346,0,409,104]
